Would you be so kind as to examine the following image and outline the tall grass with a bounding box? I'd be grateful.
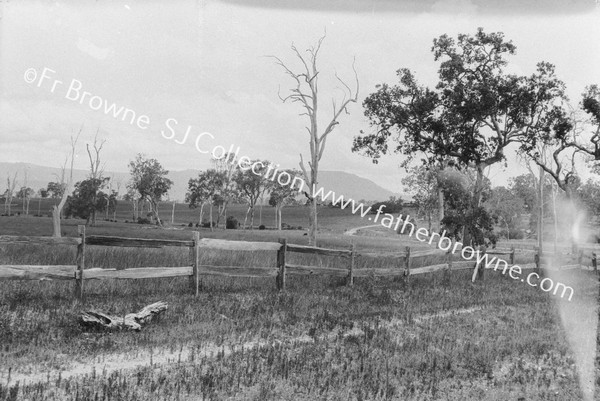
[0,219,596,400]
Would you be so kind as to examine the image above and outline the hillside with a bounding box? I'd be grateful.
[0,163,400,203]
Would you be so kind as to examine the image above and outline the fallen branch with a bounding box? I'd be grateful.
[79,301,168,331]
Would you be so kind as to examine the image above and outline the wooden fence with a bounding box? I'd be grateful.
[0,226,596,301]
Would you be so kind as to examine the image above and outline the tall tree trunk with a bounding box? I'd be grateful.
[198,203,205,226]
[171,201,176,225]
[278,206,282,231]
[52,188,70,237]
[437,187,444,231]
[308,198,317,245]
[427,211,432,232]
[538,165,544,257]
[243,205,251,230]
[552,183,558,253]
[209,203,214,232]
[250,206,255,230]
[150,200,162,226]
[52,206,62,237]
[473,164,485,208]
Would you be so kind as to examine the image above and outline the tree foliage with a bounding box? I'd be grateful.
[65,177,110,223]
[47,182,66,199]
[268,169,301,230]
[233,160,270,229]
[370,196,404,215]
[128,154,173,226]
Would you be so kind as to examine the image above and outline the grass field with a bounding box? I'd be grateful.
[0,210,599,400]
[5,197,376,233]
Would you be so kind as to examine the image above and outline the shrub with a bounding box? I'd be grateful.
[137,217,151,225]
[259,224,266,230]
[201,220,216,228]
[226,216,239,229]
[188,222,193,227]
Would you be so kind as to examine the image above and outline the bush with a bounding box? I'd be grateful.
[137,217,151,225]
[188,222,193,227]
[226,216,239,229]
[201,220,216,228]
[259,224,266,230]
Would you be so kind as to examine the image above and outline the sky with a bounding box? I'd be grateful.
[1,0,599,196]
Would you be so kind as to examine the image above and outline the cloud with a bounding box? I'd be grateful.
[215,0,593,14]
[76,38,113,61]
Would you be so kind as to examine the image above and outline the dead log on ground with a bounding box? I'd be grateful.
[79,301,168,331]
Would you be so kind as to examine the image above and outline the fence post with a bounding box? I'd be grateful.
[510,246,515,265]
[347,243,355,287]
[277,238,287,291]
[404,246,411,282]
[192,231,200,296]
[75,225,85,302]
[534,246,540,273]
[592,252,597,274]
[445,249,452,283]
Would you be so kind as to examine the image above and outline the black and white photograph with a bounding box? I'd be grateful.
[1,0,600,399]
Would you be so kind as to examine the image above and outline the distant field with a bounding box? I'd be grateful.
[2,197,388,233]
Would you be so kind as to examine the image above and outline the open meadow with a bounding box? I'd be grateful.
[1,210,599,401]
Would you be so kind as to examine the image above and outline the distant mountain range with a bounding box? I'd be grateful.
[0,162,400,203]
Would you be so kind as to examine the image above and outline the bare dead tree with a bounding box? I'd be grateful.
[52,129,81,237]
[86,132,106,226]
[5,172,18,216]
[270,33,359,245]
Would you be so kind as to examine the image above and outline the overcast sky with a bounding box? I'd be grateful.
[1,0,599,194]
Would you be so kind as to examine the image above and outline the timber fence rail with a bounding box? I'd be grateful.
[0,226,598,301]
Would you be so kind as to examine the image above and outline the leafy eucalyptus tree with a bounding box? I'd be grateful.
[353,28,571,244]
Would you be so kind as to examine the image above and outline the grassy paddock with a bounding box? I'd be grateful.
[0,218,598,400]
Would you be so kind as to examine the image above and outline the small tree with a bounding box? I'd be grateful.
[47,182,66,199]
[85,134,106,226]
[65,177,110,224]
[402,165,439,231]
[212,153,239,228]
[484,186,526,239]
[268,169,301,230]
[4,173,18,216]
[17,187,35,216]
[128,154,173,227]
[187,169,226,231]
[123,187,140,221]
[578,179,600,219]
[234,160,270,230]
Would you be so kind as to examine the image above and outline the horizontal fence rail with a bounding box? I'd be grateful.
[1,226,597,301]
